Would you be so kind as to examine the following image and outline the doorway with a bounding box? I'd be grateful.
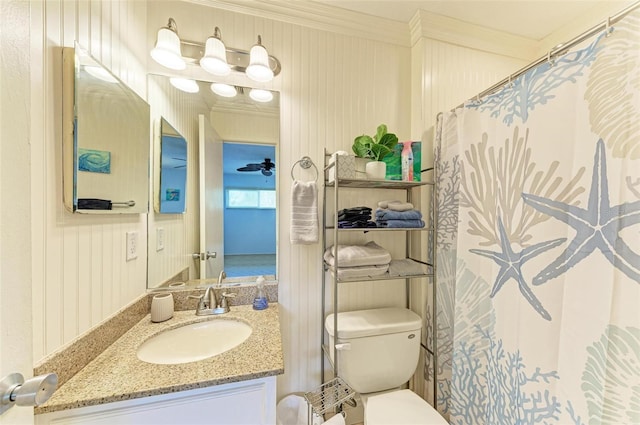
[222,142,276,278]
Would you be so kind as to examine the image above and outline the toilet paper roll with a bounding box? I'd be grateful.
[321,413,345,425]
[151,292,174,322]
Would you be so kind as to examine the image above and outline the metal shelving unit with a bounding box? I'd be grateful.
[320,149,436,399]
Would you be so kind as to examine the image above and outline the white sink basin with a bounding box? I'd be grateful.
[137,319,252,364]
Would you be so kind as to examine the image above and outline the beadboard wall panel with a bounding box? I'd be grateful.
[31,0,149,360]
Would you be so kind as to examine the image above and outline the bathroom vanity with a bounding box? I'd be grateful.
[34,304,284,424]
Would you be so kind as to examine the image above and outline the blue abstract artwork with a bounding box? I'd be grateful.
[165,188,180,201]
[78,148,111,174]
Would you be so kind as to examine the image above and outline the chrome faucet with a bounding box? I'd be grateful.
[217,270,226,287]
[188,284,235,315]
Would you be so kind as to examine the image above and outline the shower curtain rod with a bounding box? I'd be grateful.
[457,1,640,107]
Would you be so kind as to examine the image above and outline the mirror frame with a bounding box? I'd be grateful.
[146,74,280,288]
[62,43,150,214]
[155,117,188,214]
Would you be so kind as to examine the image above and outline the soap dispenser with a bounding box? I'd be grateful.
[253,275,268,310]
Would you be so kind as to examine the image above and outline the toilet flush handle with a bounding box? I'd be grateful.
[335,343,351,350]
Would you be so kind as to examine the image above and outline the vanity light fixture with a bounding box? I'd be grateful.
[200,27,231,76]
[211,83,237,98]
[249,88,273,103]
[246,36,274,82]
[150,18,186,70]
[151,18,281,80]
[170,77,199,93]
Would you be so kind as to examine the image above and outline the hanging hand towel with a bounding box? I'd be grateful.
[290,180,319,244]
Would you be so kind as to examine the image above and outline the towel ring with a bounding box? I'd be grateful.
[291,156,319,182]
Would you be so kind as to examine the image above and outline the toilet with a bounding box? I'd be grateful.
[325,307,448,425]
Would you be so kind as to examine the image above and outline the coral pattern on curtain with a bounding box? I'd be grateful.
[426,8,640,425]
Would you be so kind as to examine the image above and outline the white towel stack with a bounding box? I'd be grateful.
[290,180,319,244]
[324,241,391,279]
[377,200,414,211]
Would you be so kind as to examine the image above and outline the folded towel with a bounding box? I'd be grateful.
[377,219,425,228]
[323,241,391,267]
[77,198,112,210]
[375,208,423,220]
[338,206,372,222]
[377,200,414,211]
[388,259,431,276]
[330,263,389,280]
[290,180,318,244]
[339,206,372,215]
[338,220,377,228]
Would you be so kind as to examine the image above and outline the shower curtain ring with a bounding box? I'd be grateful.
[605,17,612,37]
[547,50,554,67]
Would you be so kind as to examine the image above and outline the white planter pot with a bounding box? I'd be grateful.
[354,157,370,180]
[365,161,386,180]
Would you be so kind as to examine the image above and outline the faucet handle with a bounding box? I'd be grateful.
[187,294,206,310]
[219,292,236,309]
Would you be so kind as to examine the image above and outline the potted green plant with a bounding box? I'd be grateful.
[352,124,399,179]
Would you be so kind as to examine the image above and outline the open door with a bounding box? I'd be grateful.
[198,114,224,279]
[1,1,35,421]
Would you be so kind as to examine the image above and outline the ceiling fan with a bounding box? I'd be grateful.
[237,158,276,176]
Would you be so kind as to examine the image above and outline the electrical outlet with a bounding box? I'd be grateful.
[156,228,165,251]
[126,231,138,261]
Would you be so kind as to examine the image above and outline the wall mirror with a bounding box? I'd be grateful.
[147,74,279,288]
[62,43,150,214]
[156,118,187,214]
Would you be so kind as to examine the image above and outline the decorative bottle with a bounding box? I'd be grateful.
[401,141,414,181]
[253,275,268,310]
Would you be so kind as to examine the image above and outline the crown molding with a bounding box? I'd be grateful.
[409,9,537,61]
[183,0,411,47]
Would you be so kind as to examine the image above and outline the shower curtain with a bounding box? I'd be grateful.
[426,8,640,425]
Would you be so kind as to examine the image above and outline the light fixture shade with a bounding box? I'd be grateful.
[210,83,237,97]
[150,25,185,70]
[200,28,230,76]
[246,36,274,82]
[249,88,273,103]
[170,77,199,93]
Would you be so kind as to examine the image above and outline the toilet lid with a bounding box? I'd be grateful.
[366,390,448,425]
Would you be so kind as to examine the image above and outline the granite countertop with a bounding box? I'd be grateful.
[36,303,284,414]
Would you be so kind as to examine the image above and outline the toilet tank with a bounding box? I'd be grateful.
[325,307,422,394]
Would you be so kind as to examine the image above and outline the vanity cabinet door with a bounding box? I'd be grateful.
[36,376,276,424]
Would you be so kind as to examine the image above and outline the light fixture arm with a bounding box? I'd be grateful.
[166,17,179,33]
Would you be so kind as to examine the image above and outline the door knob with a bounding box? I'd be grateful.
[192,252,204,260]
[1,372,58,414]
[206,251,217,259]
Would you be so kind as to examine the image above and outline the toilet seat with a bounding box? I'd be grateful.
[365,390,448,425]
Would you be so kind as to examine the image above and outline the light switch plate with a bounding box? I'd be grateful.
[126,231,138,261]
[156,228,165,251]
